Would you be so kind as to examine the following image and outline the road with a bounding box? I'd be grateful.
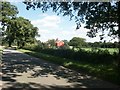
[1,49,120,89]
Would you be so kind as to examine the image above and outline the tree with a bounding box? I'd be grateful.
[5,17,39,48]
[0,2,18,29]
[1,2,39,47]
[0,2,18,47]
[62,40,70,49]
[46,39,56,48]
[15,17,39,48]
[69,37,86,50]
[5,21,15,47]
[23,1,120,68]
[0,2,18,46]
[36,40,44,49]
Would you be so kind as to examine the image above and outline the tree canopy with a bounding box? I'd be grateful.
[46,39,56,48]
[69,37,86,49]
[0,2,18,28]
[5,17,39,47]
[23,1,119,39]
[1,2,39,47]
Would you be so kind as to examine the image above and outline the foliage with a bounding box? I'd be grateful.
[23,44,117,65]
[35,38,119,49]
[32,39,70,50]
[3,17,39,47]
[0,2,18,29]
[0,2,18,47]
[88,41,119,48]
[1,2,39,47]
[62,40,70,49]
[69,37,87,49]
[23,1,119,39]
[46,39,56,48]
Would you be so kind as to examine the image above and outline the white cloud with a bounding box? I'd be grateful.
[60,26,90,40]
[31,15,61,29]
[31,14,63,42]
[38,29,50,34]
[32,14,118,43]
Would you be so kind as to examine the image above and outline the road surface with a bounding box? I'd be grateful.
[1,49,120,89]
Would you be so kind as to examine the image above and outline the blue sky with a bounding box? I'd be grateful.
[9,1,118,42]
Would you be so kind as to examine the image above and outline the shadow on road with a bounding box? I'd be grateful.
[1,49,119,89]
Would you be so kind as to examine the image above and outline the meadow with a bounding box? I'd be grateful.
[69,46,118,54]
[81,48,118,54]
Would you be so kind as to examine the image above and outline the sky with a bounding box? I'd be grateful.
[7,1,118,42]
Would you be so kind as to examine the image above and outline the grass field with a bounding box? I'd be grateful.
[80,48,118,54]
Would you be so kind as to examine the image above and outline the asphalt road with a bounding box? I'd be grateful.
[1,49,120,89]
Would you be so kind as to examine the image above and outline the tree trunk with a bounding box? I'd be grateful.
[8,41,12,47]
[17,41,20,47]
[22,42,25,47]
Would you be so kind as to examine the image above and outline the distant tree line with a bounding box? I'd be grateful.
[23,38,118,66]
[29,37,118,51]
[88,41,119,48]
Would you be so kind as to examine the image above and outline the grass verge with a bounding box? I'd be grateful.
[19,49,120,85]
